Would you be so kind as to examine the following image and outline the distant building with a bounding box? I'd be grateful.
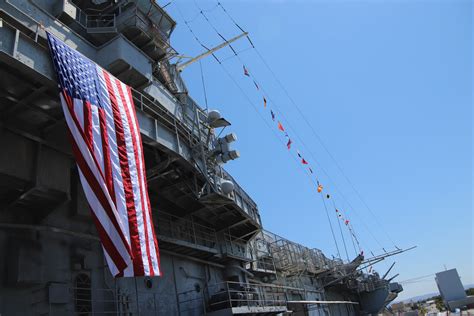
[435,269,474,311]
[390,301,417,315]
[422,299,439,315]
[391,302,406,313]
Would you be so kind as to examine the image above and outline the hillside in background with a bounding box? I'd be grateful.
[396,284,474,304]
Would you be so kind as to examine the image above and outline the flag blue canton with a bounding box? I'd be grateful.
[48,34,104,108]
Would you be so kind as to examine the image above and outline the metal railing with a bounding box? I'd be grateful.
[220,169,261,226]
[221,233,251,260]
[65,1,116,32]
[85,14,116,30]
[357,276,389,293]
[66,1,175,56]
[155,212,218,250]
[262,230,334,276]
[131,88,210,150]
[133,0,176,36]
[249,256,277,274]
[246,235,277,274]
[177,290,206,315]
[207,281,287,312]
[70,287,131,315]
[116,6,177,58]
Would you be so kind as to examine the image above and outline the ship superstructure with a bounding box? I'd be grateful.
[0,0,402,315]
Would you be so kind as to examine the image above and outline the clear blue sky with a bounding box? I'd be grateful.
[163,0,473,300]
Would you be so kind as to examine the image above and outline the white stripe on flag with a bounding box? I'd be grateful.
[79,170,130,270]
[109,77,150,275]
[74,98,84,130]
[96,67,130,246]
[60,94,131,268]
[102,245,119,277]
[120,82,160,275]
[91,105,104,173]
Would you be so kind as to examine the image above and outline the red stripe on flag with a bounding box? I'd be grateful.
[66,127,131,258]
[103,71,145,276]
[83,100,93,152]
[90,211,128,274]
[99,108,116,203]
[125,85,161,275]
[60,91,132,272]
[61,91,107,183]
[115,78,153,275]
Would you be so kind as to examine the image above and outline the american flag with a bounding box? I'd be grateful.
[47,33,160,277]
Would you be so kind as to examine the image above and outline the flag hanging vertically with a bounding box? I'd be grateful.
[243,65,250,76]
[278,121,285,132]
[47,33,160,277]
[287,138,292,150]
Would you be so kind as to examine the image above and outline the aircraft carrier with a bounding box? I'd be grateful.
[0,0,404,314]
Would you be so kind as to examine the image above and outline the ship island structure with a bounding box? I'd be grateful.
[0,0,404,315]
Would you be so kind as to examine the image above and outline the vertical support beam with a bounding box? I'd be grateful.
[226,282,231,308]
[191,216,197,245]
[35,23,40,42]
[191,99,212,195]
[12,29,20,58]
[134,278,141,316]
[171,256,182,315]
[34,142,42,186]
[172,114,181,155]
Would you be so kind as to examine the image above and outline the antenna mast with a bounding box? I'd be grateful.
[176,32,248,72]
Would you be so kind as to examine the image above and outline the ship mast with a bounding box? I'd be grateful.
[175,32,248,72]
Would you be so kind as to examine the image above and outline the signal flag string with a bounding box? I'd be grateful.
[246,64,365,260]
[186,2,383,254]
[178,0,367,260]
[212,0,398,250]
[238,62,367,258]
[173,1,372,261]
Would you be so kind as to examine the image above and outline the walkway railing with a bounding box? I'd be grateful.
[207,281,287,312]
[263,230,333,275]
[155,212,218,250]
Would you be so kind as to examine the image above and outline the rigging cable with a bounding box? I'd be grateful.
[235,62,384,253]
[320,193,341,260]
[399,274,435,284]
[190,0,349,259]
[194,0,238,56]
[219,59,344,257]
[214,0,398,249]
[189,1,382,256]
[173,1,368,260]
[199,60,209,111]
[331,198,350,261]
